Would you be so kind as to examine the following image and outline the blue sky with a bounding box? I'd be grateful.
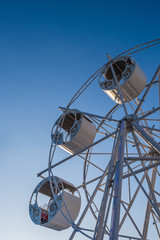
[0,1,160,239]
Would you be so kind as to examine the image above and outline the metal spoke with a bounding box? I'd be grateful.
[135,66,160,114]
[37,130,117,177]
[130,120,160,154]
[121,202,145,240]
[138,106,160,121]
[59,106,119,123]
[125,160,160,219]
[107,55,128,116]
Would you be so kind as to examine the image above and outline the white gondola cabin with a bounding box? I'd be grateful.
[99,56,147,104]
[29,176,81,231]
[51,111,97,154]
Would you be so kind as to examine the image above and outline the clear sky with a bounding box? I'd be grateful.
[0,1,160,240]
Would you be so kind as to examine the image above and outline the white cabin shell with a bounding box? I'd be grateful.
[52,111,97,154]
[99,56,147,104]
[29,176,81,231]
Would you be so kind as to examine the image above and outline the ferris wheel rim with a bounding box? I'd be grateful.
[34,41,160,239]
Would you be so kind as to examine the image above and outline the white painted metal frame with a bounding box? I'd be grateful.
[35,40,160,240]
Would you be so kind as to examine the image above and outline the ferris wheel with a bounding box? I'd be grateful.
[29,39,160,240]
